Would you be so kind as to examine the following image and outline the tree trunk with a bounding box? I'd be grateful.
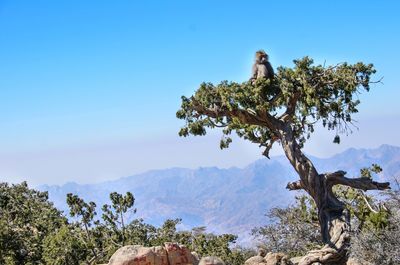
[279,125,389,265]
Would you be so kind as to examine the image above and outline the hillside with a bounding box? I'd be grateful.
[39,144,400,243]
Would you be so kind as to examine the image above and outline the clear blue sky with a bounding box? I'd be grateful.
[1,0,399,185]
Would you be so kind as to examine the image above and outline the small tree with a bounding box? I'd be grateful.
[125,218,157,246]
[149,218,190,246]
[102,191,135,246]
[177,56,390,264]
[350,182,400,264]
[190,230,249,265]
[252,195,322,258]
[66,193,99,264]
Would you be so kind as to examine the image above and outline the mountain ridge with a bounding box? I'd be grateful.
[38,144,400,244]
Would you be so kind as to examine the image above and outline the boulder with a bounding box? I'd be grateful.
[245,252,291,265]
[244,255,267,265]
[164,242,199,265]
[191,251,200,261]
[108,245,168,265]
[198,256,225,265]
[289,256,302,265]
[264,252,291,265]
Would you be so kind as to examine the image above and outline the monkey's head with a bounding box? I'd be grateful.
[255,50,268,63]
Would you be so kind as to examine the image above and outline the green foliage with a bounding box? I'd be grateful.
[0,182,250,264]
[189,231,252,265]
[150,218,190,246]
[350,188,400,264]
[252,195,323,258]
[66,193,101,263]
[0,182,66,265]
[360,163,382,179]
[102,192,136,246]
[125,218,157,246]
[177,57,376,151]
[66,193,97,227]
[335,165,389,231]
[42,225,88,265]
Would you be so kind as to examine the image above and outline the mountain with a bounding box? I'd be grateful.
[38,144,400,244]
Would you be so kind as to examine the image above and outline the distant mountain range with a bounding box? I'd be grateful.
[39,144,400,244]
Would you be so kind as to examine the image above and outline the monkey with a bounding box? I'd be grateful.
[246,50,278,116]
[250,50,274,84]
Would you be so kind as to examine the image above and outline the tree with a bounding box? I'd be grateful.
[0,182,66,264]
[149,218,191,246]
[176,56,390,264]
[66,193,100,264]
[42,225,88,265]
[102,192,136,246]
[350,182,400,264]
[189,230,251,265]
[252,195,323,258]
[125,218,157,246]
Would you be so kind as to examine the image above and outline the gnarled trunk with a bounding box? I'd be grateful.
[279,126,389,265]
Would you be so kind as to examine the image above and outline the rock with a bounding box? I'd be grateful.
[346,258,372,265]
[154,246,169,265]
[264,252,291,265]
[108,243,226,265]
[245,255,266,265]
[164,242,199,265]
[198,256,225,265]
[244,252,292,265]
[289,256,302,265]
[191,251,200,261]
[108,245,168,265]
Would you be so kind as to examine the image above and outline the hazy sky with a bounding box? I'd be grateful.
[0,1,399,186]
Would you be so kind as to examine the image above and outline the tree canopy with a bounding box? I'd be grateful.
[177,57,377,157]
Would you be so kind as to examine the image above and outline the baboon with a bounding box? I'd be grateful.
[250,50,274,84]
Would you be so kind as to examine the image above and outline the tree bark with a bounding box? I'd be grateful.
[278,124,390,265]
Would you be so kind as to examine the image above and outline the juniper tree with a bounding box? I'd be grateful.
[177,56,390,264]
[66,193,99,264]
[102,192,135,246]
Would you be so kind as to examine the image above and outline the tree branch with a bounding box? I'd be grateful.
[279,91,301,122]
[361,193,379,214]
[325,170,391,191]
[287,171,391,192]
[286,180,303,190]
[191,98,280,130]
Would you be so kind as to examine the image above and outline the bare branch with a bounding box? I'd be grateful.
[286,180,303,191]
[361,193,379,214]
[325,171,391,191]
[261,137,279,159]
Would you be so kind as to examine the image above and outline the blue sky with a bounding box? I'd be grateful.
[0,1,399,185]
